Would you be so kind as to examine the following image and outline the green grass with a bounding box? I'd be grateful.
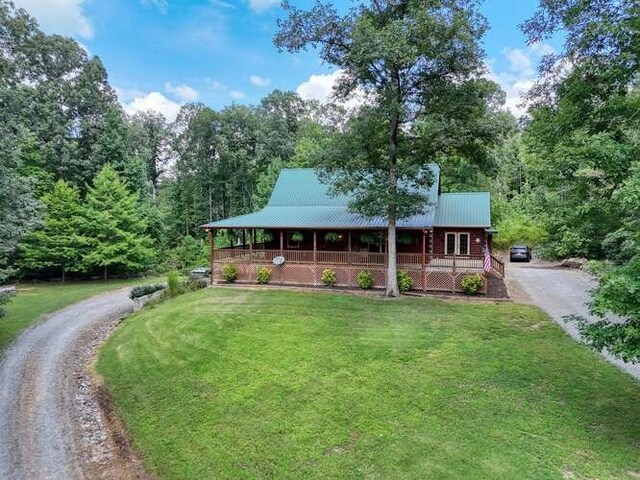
[97,288,640,479]
[0,278,160,350]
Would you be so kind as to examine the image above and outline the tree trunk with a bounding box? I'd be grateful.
[61,264,65,284]
[386,107,400,297]
[208,184,213,223]
[103,265,108,280]
[386,190,399,297]
[151,180,158,206]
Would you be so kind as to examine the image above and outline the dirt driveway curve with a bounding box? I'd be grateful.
[507,260,640,381]
[0,289,148,479]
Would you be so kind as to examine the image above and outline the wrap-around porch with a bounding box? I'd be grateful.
[206,228,504,293]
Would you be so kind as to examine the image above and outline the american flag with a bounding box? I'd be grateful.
[483,243,492,273]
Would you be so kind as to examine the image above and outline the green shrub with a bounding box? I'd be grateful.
[262,231,274,243]
[0,289,15,318]
[494,213,546,250]
[222,263,237,283]
[460,273,485,295]
[181,278,208,292]
[167,271,180,297]
[324,232,340,242]
[321,268,337,287]
[357,270,374,289]
[397,270,413,292]
[256,266,272,284]
[167,235,209,271]
[129,283,166,299]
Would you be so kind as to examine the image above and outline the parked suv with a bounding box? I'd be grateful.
[510,245,532,262]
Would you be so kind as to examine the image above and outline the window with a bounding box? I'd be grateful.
[445,232,471,255]
[458,233,470,255]
[445,233,457,255]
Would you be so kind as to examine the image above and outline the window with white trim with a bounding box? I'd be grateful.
[445,232,471,255]
[445,233,456,255]
[458,233,470,255]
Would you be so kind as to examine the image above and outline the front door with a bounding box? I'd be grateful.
[445,232,470,256]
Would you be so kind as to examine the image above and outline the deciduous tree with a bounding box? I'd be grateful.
[275,0,500,296]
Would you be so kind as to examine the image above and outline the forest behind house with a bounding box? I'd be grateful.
[0,1,638,358]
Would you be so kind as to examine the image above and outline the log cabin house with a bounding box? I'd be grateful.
[201,166,504,293]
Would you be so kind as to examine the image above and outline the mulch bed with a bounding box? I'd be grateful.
[213,273,511,301]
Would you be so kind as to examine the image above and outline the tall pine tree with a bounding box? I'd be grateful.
[82,165,153,279]
[19,180,86,282]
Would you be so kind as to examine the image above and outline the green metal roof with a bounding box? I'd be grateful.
[268,169,350,206]
[433,192,491,227]
[202,167,491,230]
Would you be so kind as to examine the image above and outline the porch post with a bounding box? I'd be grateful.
[249,228,253,258]
[429,228,434,257]
[348,231,352,264]
[209,228,215,284]
[242,229,246,248]
[313,230,317,263]
[279,230,284,256]
[422,229,426,292]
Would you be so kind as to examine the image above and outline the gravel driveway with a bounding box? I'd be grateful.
[507,261,640,381]
[0,289,147,479]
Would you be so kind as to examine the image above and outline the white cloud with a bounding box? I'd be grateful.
[530,43,557,57]
[503,48,534,76]
[250,75,271,87]
[164,82,199,101]
[296,70,365,111]
[205,78,247,100]
[205,78,227,90]
[297,72,336,102]
[114,86,145,102]
[123,92,182,122]
[248,0,279,13]
[14,0,93,38]
[487,43,556,118]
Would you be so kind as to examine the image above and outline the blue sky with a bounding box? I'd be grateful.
[15,0,560,120]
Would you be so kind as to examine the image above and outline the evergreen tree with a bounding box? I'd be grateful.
[82,165,153,279]
[18,180,86,282]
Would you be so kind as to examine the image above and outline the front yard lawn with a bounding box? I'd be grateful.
[97,288,640,479]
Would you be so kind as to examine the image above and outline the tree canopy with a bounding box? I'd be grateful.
[275,0,506,296]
